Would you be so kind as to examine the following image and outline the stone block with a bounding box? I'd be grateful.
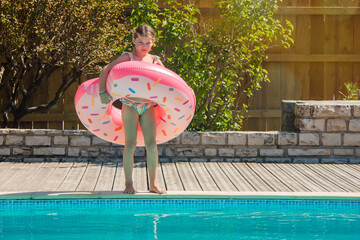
[235,148,258,157]
[34,147,66,155]
[54,136,69,145]
[167,135,181,144]
[228,132,246,145]
[321,133,341,146]
[265,158,291,163]
[313,105,351,118]
[190,158,207,162]
[5,135,24,145]
[349,119,360,132]
[13,147,31,155]
[218,148,235,157]
[204,148,217,156]
[247,132,275,146]
[210,158,224,162]
[134,147,146,157]
[25,136,51,146]
[0,148,11,155]
[70,136,91,146]
[165,148,176,157]
[260,149,284,157]
[296,119,325,132]
[292,158,319,164]
[277,132,298,146]
[288,148,330,156]
[159,158,170,163]
[24,158,45,162]
[68,148,80,157]
[321,158,348,164]
[0,136,3,145]
[201,132,226,145]
[177,147,203,157]
[344,134,360,146]
[349,158,360,164]
[327,119,347,131]
[80,148,100,157]
[333,149,354,156]
[92,136,111,146]
[294,104,311,117]
[353,105,360,117]
[181,132,200,145]
[100,148,117,157]
[226,158,241,162]
[241,158,264,163]
[299,133,320,146]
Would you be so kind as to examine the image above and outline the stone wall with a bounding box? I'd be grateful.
[1,101,360,164]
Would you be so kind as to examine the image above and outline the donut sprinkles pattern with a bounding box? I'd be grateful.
[75,61,196,146]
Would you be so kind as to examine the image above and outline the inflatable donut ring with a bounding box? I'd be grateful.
[74,61,196,146]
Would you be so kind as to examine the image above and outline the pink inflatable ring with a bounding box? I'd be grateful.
[74,61,196,146]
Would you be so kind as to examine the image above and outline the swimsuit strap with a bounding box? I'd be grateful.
[153,55,160,64]
[121,52,134,61]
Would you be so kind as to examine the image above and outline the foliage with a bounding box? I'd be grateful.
[125,0,293,130]
[339,82,360,100]
[0,0,127,127]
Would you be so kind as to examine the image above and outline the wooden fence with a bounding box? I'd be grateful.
[1,0,360,130]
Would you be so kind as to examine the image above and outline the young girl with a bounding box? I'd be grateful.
[98,25,167,194]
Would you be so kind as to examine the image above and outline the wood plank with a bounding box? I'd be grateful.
[0,163,29,190]
[217,162,255,191]
[58,162,88,191]
[154,163,166,191]
[190,162,220,191]
[276,164,326,192]
[20,162,59,192]
[319,164,360,187]
[267,54,360,62]
[112,162,125,191]
[176,162,202,191]
[0,163,44,192]
[290,164,346,192]
[247,163,292,192]
[315,164,360,192]
[38,162,74,191]
[161,162,184,191]
[76,163,102,191]
[340,164,360,179]
[205,163,238,192]
[133,162,148,192]
[232,163,274,192]
[262,163,311,192]
[275,7,360,15]
[94,162,117,191]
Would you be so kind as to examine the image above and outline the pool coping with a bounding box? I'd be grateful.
[0,191,360,201]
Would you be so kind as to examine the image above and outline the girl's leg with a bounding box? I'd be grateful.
[121,104,139,194]
[140,106,167,194]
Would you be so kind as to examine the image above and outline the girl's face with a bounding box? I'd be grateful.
[133,36,154,54]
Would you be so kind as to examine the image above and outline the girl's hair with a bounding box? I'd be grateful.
[132,24,155,41]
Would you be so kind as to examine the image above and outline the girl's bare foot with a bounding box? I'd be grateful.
[124,183,136,194]
[149,185,167,194]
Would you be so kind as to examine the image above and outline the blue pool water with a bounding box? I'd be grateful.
[0,199,359,239]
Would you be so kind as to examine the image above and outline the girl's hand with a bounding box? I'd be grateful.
[99,91,113,104]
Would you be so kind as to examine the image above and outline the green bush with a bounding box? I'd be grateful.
[124,0,293,131]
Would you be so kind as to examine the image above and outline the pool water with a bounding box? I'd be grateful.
[0,199,359,239]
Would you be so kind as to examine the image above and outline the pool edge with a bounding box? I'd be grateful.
[0,191,360,201]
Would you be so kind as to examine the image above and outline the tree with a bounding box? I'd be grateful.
[0,0,127,127]
[126,0,293,131]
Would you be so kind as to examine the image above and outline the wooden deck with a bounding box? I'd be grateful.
[0,161,360,199]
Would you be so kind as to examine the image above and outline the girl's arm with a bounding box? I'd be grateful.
[155,59,164,67]
[99,54,130,93]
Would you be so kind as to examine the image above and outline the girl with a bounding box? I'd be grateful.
[98,25,167,194]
